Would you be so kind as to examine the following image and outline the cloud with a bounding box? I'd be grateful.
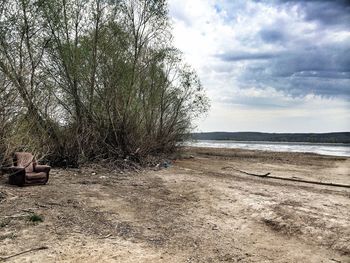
[212,1,350,98]
[195,94,350,133]
[235,41,350,97]
[277,0,350,27]
[216,51,278,61]
[259,28,286,43]
[168,0,350,132]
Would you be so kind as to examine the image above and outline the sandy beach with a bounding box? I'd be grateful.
[1,147,349,262]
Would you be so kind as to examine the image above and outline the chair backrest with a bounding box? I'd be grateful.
[14,152,35,173]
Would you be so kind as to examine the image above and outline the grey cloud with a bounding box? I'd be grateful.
[228,42,350,98]
[216,52,278,61]
[291,71,350,79]
[213,1,350,99]
[277,0,350,27]
[270,44,350,76]
[303,2,350,28]
[184,0,350,101]
[239,66,350,98]
[259,29,286,43]
[219,96,296,109]
[274,77,350,98]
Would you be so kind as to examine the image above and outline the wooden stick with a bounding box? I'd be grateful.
[266,175,350,188]
[0,246,48,261]
[222,166,350,188]
[222,166,270,177]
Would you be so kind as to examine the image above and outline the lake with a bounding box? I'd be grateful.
[185,140,350,157]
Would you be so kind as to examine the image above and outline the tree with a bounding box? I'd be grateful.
[0,0,209,166]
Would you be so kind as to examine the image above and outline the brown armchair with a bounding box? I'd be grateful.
[1,152,50,186]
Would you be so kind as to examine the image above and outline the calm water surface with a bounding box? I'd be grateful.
[185,140,350,157]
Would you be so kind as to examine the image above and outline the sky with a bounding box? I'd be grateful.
[168,0,350,133]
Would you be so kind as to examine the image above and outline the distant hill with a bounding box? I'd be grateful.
[191,132,350,144]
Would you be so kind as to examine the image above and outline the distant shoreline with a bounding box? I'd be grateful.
[190,139,350,146]
[191,132,350,144]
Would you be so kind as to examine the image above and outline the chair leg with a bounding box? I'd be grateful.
[45,173,49,184]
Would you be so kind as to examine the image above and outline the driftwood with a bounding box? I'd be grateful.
[222,166,270,177]
[222,166,350,189]
[98,233,113,239]
[0,246,48,261]
[265,175,350,188]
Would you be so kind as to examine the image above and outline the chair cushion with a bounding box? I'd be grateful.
[26,172,47,180]
[14,152,35,173]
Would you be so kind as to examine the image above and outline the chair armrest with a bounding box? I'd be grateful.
[34,165,51,173]
[1,166,25,174]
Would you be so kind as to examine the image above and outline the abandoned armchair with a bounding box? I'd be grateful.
[1,152,50,186]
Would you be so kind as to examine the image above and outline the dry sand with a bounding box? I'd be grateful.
[0,147,349,262]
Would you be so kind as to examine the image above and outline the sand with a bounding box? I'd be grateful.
[0,147,349,262]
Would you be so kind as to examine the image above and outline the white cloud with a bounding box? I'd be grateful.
[168,0,350,132]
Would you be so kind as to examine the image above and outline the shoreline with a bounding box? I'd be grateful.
[181,146,350,159]
[184,141,350,157]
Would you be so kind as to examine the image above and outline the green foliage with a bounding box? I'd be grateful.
[28,213,44,223]
[0,0,209,166]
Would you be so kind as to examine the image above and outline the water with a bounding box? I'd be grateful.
[185,140,350,157]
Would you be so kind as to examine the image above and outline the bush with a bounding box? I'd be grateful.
[0,0,209,166]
